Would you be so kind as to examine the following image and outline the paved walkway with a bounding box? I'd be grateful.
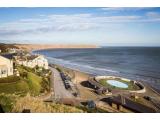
[50,67,74,99]
[36,92,52,101]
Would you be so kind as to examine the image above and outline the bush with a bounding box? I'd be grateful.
[40,78,50,93]
[0,93,18,112]
[12,94,52,113]
[20,71,28,79]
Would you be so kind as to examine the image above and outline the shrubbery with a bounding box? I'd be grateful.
[19,71,28,79]
[0,93,18,112]
[21,66,34,72]
[40,77,50,93]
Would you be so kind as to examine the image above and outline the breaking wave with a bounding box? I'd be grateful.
[47,57,119,75]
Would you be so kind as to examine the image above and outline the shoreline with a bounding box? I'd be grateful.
[33,47,100,52]
[32,49,160,95]
[52,63,160,99]
[50,63,92,82]
[50,63,160,93]
[31,48,95,77]
[14,44,99,52]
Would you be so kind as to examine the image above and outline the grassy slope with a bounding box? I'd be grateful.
[27,72,42,96]
[12,95,83,113]
[0,66,42,96]
[17,66,43,95]
[0,81,29,95]
[0,93,84,113]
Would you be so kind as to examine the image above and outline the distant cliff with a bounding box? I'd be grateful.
[14,44,98,51]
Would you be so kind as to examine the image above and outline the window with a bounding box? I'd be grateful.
[1,69,7,74]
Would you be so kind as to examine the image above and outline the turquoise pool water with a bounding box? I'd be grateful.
[106,80,128,88]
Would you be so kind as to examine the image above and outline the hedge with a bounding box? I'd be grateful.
[0,75,20,83]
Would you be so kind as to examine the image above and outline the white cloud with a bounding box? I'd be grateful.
[0,13,141,36]
[0,12,160,38]
[101,7,152,11]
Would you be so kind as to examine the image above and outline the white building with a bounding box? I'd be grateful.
[7,48,18,53]
[16,55,48,69]
[0,55,13,78]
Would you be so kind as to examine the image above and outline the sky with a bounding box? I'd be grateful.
[0,7,160,46]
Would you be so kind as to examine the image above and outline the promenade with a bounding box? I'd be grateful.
[50,67,74,100]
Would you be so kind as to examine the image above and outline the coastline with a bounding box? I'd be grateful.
[33,48,160,96]
[32,47,95,78]
[15,44,98,52]
[50,63,92,82]
[52,63,160,99]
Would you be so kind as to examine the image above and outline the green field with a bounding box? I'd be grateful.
[99,79,139,90]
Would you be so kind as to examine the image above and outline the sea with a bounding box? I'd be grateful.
[34,47,160,90]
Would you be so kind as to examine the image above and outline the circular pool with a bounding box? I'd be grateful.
[106,80,128,88]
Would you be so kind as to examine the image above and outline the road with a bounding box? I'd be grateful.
[50,67,74,99]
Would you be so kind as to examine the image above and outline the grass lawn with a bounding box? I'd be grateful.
[99,79,139,90]
[0,80,29,95]
[27,72,42,96]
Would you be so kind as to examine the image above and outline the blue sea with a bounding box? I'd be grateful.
[34,47,160,89]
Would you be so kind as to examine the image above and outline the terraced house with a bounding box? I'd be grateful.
[0,55,13,78]
[16,54,48,69]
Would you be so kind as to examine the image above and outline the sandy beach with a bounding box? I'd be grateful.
[52,64,91,82]
[15,44,98,51]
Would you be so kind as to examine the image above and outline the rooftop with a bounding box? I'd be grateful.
[101,95,156,113]
[1,53,17,60]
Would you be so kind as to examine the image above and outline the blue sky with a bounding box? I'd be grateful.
[0,7,160,46]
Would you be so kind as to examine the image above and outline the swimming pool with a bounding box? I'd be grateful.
[106,80,128,88]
